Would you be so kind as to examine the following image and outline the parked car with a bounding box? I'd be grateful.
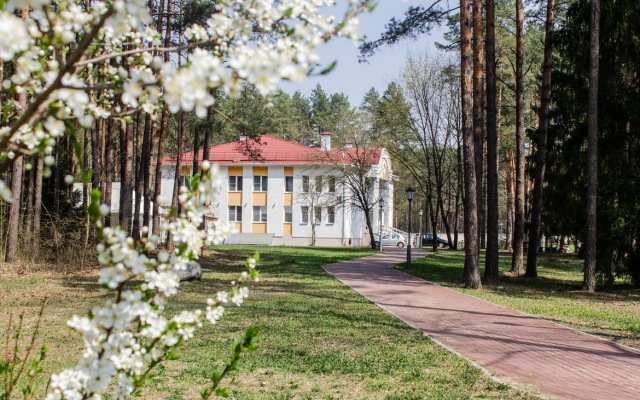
[421,234,449,248]
[374,233,406,248]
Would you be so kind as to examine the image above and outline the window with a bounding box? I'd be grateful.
[315,176,323,192]
[284,206,292,223]
[179,175,189,189]
[328,176,336,193]
[301,206,309,224]
[314,206,322,224]
[228,206,242,222]
[229,175,243,192]
[285,176,293,192]
[327,206,335,224]
[302,175,310,193]
[253,175,268,192]
[252,206,267,222]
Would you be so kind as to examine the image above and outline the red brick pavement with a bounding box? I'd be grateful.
[323,247,640,400]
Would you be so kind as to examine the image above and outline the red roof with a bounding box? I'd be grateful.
[162,135,384,166]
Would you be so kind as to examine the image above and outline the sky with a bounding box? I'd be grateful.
[280,0,447,107]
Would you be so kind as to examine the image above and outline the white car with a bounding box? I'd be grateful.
[374,233,406,248]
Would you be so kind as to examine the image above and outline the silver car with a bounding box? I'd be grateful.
[374,233,406,248]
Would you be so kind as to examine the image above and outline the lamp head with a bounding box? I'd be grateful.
[406,187,415,201]
[379,198,384,207]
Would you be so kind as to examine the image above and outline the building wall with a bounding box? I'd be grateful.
[159,161,391,246]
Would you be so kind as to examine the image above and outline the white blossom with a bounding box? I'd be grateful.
[0,13,30,61]
[0,1,369,398]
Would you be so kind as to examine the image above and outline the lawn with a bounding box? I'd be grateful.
[400,249,640,349]
[0,246,536,399]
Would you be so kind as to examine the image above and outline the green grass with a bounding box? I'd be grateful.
[399,250,640,348]
[1,245,537,399]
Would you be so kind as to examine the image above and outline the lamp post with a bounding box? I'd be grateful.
[418,209,423,249]
[406,187,414,268]
[378,198,384,252]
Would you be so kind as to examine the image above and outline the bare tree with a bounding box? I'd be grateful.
[583,0,600,292]
[295,170,340,246]
[319,139,384,249]
[396,53,461,250]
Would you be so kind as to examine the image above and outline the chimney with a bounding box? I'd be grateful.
[239,133,248,141]
[320,132,331,151]
[344,141,353,148]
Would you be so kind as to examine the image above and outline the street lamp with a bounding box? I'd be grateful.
[418,209,423,249]
[406,187,414,268]
[378,198,384,252]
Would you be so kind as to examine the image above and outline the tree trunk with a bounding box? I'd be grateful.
[91,121,102,200]
[167,113,185,250]
[53,136,60,213]
[33,156,43,262]
[583,0,600,292]
[103,120,114,227]
[505,148,515,250]
[473,0,486,250]
[461,0,482,289]
[526,0,556,278]
[430,196,438,252]
[438,197,453,249]
[152,0,173,235]
[484,0,499,284]
[25,156,35,234]
[6,156,23,262]
[511,0,526,276]
[143,114,156,231]
[120,120,134,232]
[152,107,169,234]
[192,125,200,176]
[133,113,145,242]
[6,80,28,262]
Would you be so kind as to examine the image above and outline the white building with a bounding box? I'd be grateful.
[160,133,395,246]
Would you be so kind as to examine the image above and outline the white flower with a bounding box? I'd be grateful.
[0,179,12,202]
[98,266,126,289]
[0,13,30,60]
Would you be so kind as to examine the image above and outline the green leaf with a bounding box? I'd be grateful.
[319,61,338,75]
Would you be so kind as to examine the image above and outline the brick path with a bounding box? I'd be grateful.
[323,248,640,400]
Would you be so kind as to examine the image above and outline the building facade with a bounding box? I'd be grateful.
[161,133,394,246]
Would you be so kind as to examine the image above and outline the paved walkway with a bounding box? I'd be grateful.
[323,248,640,400]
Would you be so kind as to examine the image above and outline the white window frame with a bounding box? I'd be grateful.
[253,175,268,192]
[229,175,243,192]
[314,206,322,224]
[315,176,323,192]
[228,205,242,222]
[284,206,292,223]
[301,206,309,224]
[302,175,310,193]
[327,206,335,224]
[252,206,267,222]
[285,176,293,193]
[328,176,336,193]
